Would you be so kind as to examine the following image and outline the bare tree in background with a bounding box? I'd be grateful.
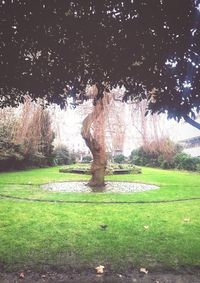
[16,96,54,165]
[130,99,167,150]
[106,96,126,158]
[130,99,180,161]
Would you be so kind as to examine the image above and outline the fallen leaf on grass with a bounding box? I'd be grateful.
[100,224,108,230]
[140,267,148,274]
[19,272,25,279]
[95,265,105,274]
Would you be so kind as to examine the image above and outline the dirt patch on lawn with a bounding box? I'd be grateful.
[0,269,200,283]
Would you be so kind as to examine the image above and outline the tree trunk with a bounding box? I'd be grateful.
[81,98,107,189]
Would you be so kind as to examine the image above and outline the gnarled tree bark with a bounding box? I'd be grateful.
[81,97,107,189]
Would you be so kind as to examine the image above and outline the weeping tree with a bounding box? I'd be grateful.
[0,0,200,186]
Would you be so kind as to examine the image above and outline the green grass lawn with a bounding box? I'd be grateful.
[0,166,199,272]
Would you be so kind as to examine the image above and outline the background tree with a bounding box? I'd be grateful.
[0,97,55,170]
[130,99,168,149]
[129,138,183,169]
[0,109,24,171]
[16,97,55,167]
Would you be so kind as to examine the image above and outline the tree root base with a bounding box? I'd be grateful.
[87,182,106,192]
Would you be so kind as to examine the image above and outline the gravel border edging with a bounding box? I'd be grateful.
[41,181,159,193]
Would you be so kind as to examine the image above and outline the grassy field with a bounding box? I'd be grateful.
[0,166,199,272]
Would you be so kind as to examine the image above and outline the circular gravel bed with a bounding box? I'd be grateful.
[41,182,159,193]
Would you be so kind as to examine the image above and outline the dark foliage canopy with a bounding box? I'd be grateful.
[0,0,200,124]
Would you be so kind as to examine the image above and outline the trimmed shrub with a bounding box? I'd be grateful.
[113,154,126,164]
[82,155,92,163]
[174,153,200,171]
[60,163,142,175]
[53,145,75,165]
[196,164,200,172]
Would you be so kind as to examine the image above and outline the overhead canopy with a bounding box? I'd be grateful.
[0,0,199,121]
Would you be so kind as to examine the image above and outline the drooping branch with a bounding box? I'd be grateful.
[184,115,200,130]
[106,96,126,155]
[81,101,103,153]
